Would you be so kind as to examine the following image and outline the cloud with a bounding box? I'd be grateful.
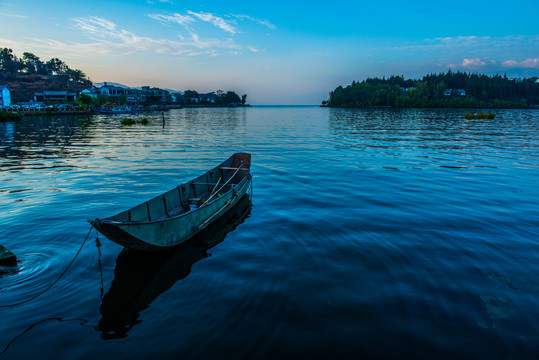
[147,0,173,4]
[187,11,237,34]
[145,11,274,54]
[147,11,237,34]
[393,35,539,54]
[146,13,195,26]
[388,35,539,76]
[67,16,246,57]
[502,58,539,69]
[447,57,539,73]
[73,16,117,33]
[230,14,276,29]
[0,11,28,19]
[247,46,261,53]
[462,58,487,69]
[147,10,277,34]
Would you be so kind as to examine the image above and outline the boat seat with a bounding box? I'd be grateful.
[220,167,248,171]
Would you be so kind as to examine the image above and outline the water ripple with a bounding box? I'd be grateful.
[1,108,539,359]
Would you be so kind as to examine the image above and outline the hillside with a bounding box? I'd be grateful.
[0,73,91,102]
[1,47,92,102]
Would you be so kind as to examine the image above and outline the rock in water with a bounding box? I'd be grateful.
[0,244,17,266]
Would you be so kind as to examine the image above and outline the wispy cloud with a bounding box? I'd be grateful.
[230,14,276,29]
[502,58,539,69]
[144,10,274,53]
[68,16,245,57]
[389,35,539,74]
[186,11,237,34]
[147,13,195,25]
[247,46,261,53]
[393,35,539,53]
[147,10,277,34]
[147,0,173,4]
[0,11,28,19]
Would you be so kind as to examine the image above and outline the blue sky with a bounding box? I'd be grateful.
[1,0,538,104]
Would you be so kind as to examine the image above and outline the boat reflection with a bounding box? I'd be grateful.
[97,195,252,339]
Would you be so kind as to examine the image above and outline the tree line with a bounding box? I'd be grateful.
[324,71,539,108]
[1,48,90,85]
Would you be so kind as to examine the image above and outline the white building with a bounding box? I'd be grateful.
[80,88,98,99]
[0,85,11,107]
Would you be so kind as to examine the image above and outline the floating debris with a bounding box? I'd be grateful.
[465,112,495,120]
[121,117,148,126]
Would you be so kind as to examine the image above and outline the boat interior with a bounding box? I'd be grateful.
[108,153,251,223]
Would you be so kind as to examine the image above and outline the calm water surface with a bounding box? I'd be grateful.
[1,107,538,359]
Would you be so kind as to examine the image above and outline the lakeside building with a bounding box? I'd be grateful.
[169,92,184,104]
[199,92,218,103]
[94,83,171,105]
[139,86,169,105]
[34,90,77,103]
[80,88,98,99]
[0,85,11,107]
[98,83,126,102]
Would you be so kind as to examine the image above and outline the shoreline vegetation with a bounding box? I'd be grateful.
[323,71,539,109]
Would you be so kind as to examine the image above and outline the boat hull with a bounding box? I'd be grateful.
[92,153,252,251]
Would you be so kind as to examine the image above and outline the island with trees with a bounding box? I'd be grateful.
[323,71,539,109]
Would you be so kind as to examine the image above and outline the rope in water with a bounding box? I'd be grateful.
[0,317,95,356]
[0,225,94,308]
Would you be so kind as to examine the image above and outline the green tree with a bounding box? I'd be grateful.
[76,93,95,107]
[46,58,67,74]
[97,94,110,106]
[22,52,40,73]
[223,91,241,105]
[0,48,20,73]
[119,94,127,105]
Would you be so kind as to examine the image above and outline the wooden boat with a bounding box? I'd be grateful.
[90,153,252,251]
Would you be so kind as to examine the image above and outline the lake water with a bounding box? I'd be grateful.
[1,107,538,359]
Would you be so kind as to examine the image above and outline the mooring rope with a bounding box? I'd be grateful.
[0,317,96,356]
[0,225,95,308]
[95,235,104,299]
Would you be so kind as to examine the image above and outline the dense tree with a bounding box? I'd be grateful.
[22,52,40,73]
[46,58,67,75]
[76,93,95,107]
[0,48,21,74]
[1,48,89,85]
[184,90,199,99]
[222,91,241,105]
[326,71,539,108]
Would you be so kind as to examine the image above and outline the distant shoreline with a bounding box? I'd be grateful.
[0,104,253,120]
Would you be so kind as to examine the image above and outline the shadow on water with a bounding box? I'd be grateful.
[98,194,253,339]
